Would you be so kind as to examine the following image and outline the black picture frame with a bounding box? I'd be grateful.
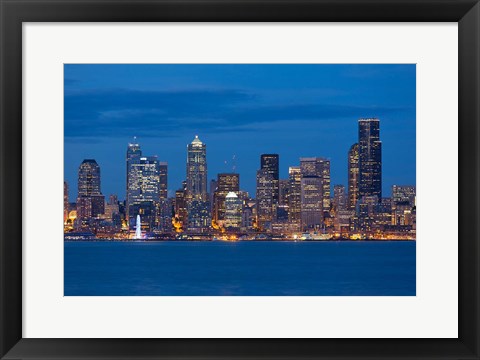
[1,0,479,359]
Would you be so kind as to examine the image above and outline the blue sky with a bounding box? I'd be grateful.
[64,64,416,201]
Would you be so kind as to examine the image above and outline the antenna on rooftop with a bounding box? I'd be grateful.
[232,154,237,173]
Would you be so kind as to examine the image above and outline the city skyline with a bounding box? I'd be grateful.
[65,117,416,241]
[64,64,415,201]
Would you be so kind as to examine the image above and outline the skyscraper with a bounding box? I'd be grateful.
[333,184,347,212]
[186,135,210,231]
[186,135,208,201]
[126,138,142,219]
[358,118,382,200]
[300,157,330,210]
[76,159,104,228]
[159,162,168,200]
[300,176,323,230]
[224,192,243,229]
[127,156,161,231]
[260,154,279,204]
[287,166,301,225]
[213,173,240,226]
[256,168,274,231]
[78,159,101,196]
[348,143,360,209]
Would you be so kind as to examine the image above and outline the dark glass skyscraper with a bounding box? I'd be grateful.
[358,118,382,200]
[260,154,279,204]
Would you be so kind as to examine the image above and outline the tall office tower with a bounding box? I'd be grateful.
[64,181,69,224]
[78,159,101,196]
[288,166,302,224]
[126,139,142,219]
[300,176,323,230]
[348,143,360,209]
[224,192,243,229]
[278,179,290,206]
[213,173,240,225]
[358,118,382,200]
[76,159,104,229]
[260,154,279,204]
[333,185,347,212]
[299,157,331,210]
[159,162,168,200]
[392,185,416,226]
[186,135,210,231]
[127,156,161,231]
[256,168,274,231]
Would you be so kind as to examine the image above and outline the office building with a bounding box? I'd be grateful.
[260,154,279,204]
[213,173,240,226]
[348,143,360,209]
[358,118,382,200]
[186,135,210,231]
[126,138,142,219]
[224,192,243,229]
[256,168,274,231]
[300,157,331,210]
[288,166,302,225]
[300,176,323,230]
[127,156,161,231]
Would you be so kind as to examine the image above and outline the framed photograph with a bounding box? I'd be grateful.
[1,0,478,359]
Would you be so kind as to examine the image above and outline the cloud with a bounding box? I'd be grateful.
[64,88,410,139]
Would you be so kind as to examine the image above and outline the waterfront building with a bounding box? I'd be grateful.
[224,192,243,229]
[260,154,279,204]
[348,143,360,209]
[300,176,323,230]
[358,118,382,200]
[287,166,302,225]
[256,168,274,231]
[186,135,210,232]
[213,173,240,226]
[300,157,331,210]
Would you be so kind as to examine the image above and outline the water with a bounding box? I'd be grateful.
[64,241,416,296]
